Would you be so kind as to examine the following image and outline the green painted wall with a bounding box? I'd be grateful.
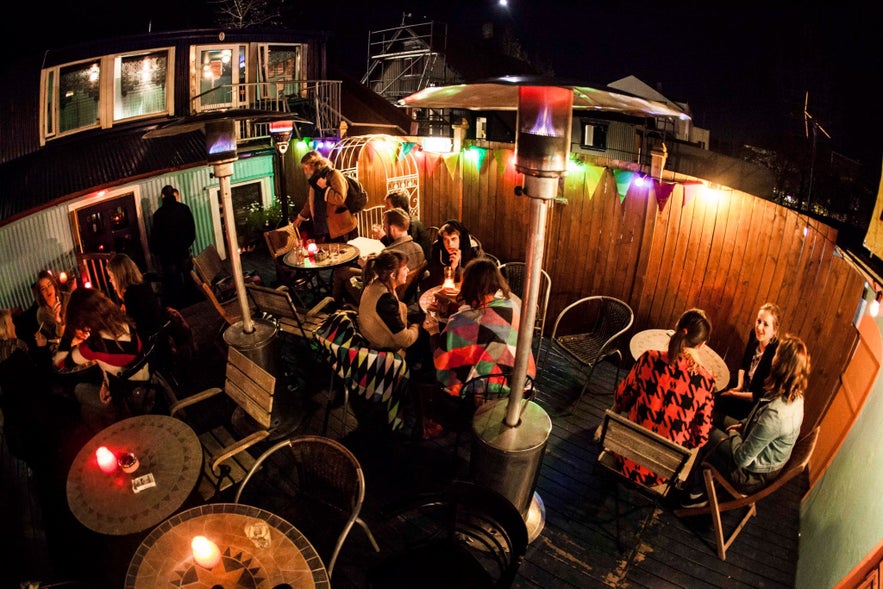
[796,316,883,588]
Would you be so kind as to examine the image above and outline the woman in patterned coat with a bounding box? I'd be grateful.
[613,308,716,487]
[424,258,535,398]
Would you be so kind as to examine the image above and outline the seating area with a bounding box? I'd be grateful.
[1,246,810,588]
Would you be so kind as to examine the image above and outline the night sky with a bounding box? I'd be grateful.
[7,0,881,174]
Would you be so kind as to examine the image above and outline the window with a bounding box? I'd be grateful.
[194,45,248,111]
[58,60,101,134]
[113,50,169,121]
[257,44,306,101]
[41,47,173,142]
[580,120,608,151]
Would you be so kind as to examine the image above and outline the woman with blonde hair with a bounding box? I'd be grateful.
[714,302,782,424]
[107,253,165,343]
[293,150,357,243]
[683,334,810,506]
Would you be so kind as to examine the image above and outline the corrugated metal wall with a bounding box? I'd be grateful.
[0,154,275,311]
[0,207,77,310]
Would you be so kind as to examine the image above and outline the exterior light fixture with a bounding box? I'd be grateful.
[269,120,293,155]
[269,120,295,223]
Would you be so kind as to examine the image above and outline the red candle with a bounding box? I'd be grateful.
[96,446,117,473]
[307,240,318,256]
[192,536,221,568]
[58,271,68,284]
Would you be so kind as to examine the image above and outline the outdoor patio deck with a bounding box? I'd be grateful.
[0,252,805,588]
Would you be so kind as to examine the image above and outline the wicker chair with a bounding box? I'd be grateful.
[234,435,380,578]
[545,296,633,411]
[367,481,528,589]
[499,262,551,359]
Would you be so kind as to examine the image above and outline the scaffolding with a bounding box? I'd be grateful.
[362,19,462,137]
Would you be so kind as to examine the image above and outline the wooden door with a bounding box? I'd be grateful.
[75,193,145,268]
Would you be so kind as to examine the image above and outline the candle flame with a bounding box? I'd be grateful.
[192,536,221,569]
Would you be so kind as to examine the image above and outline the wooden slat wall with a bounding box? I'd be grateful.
[412,147,865,433]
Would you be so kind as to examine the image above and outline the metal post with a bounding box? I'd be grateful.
[506,185,553,426]
[214,160,254,334]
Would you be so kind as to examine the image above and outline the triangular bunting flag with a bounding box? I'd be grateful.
[683,183,701,208]
[653,180,676,212]
[612,169,635,203]
[584,165,604,200]
[443,153,459,178]
[494,149,510,176]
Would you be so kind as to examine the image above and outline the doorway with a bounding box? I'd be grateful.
[73,192,146,269]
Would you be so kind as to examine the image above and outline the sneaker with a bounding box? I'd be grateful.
[680,491,708,509]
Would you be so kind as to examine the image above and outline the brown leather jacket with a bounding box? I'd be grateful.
[298,168,357,239]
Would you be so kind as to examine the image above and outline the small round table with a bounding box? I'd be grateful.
[282,243,359,270]
[629,329,730,391]
[283,244,360,296]
[125,503,330,589]
[66,414,202,536]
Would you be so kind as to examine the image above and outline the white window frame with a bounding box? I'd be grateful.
[40,47,175,145]
[207,177,273,259]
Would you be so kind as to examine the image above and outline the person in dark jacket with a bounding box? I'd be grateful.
[422,219,483,290]
[149,185,196,308]
[713,302,781,426]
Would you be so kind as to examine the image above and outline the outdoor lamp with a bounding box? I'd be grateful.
[269,120,293,155]
[269,119,295,223]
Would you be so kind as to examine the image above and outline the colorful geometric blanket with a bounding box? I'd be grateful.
[313,310,409,430]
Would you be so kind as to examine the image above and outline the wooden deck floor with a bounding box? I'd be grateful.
[0,253,804,588]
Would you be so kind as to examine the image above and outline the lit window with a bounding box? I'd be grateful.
[113,50,169,121]
[57,61,101,134]
[580,120,607,150]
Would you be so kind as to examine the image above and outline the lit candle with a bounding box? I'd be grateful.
[192,536,221,569]
[307,241,318,256]
[442,266,456,291]
[96,446,117,473]
[58,271,68,284]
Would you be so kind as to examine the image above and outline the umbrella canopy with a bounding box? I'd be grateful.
[398,76,690,120]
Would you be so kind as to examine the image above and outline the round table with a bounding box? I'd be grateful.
[66,415,202,535]
[629,329,730,391]
[125,503,330,589]
[282,243,359,270]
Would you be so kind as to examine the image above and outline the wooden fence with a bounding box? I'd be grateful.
[413,146,865,432]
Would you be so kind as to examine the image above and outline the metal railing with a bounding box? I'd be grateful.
[191,80,343,139]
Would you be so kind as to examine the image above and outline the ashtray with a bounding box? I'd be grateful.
[118,452,140,474]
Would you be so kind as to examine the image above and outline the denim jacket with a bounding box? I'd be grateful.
[731,394,804,473]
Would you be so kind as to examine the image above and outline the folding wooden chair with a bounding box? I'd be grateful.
[246,283,333,341]
[169,346,299,499]
[595,408,697,551]
[675,426,820,560]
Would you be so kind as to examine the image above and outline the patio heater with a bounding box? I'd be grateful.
[471,86,573,542]
[145,111,304,369]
